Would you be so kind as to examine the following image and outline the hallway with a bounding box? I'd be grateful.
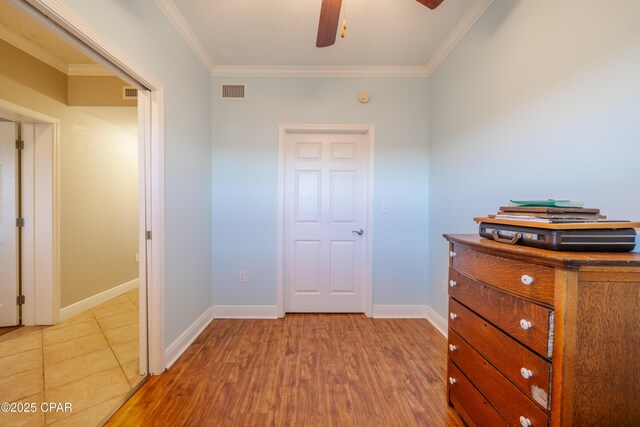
[0,289,143,426]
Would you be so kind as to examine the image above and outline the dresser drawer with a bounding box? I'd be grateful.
[451,244,555,305]
[449,269,554,358]
[449,328,551,410]
[448,331,550,427]
[448,362,508,427]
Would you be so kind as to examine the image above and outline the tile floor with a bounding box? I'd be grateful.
[0,289,144,426]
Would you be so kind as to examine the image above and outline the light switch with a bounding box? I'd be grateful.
[381,202,389,214]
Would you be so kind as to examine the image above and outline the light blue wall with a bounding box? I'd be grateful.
[212,77,429,307]
[58,0,213,345]
[428,0,640,318]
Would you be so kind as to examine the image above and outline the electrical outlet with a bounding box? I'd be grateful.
[239,271,246,283]
[135,253,139,263]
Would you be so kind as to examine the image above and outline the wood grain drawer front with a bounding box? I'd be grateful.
[447,362,509,427]
[449,270,553,358]
[448,333,549,427]
[451,244,555,305]
[449,329,551,410]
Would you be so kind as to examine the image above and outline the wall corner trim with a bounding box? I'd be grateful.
[212,306,279,319]
[59,278,139,322]
[164,306,214,369]
[425,306,448,338]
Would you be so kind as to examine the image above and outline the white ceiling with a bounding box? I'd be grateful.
[157,0,495,76]
[0,0,111,75]
[0,0,494,77]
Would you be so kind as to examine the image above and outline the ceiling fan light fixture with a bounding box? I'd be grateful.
[415,0,445,10]
[316,0,343,47]
[316,0,446,48]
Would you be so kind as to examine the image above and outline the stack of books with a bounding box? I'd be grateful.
[487,199,609,224]
[475,200,639,252]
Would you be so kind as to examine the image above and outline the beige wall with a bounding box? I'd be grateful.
[0,40,138,308]
[0,39,67,103]
[68,75,137,107]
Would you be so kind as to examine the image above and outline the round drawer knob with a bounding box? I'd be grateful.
[449,251,456,258]
[449,313,458,320]
[519,416,532,427]
[449,280,457,288]
[520,367,533,379]
[521,275,534,285]
[449,344,457,352]
[448,377,456,385]
[519,319,532,330]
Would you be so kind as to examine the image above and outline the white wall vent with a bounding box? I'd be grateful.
[221,84,246,100]
[123,86,138,100]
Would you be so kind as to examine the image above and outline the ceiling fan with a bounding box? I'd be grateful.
[316,0,445,48]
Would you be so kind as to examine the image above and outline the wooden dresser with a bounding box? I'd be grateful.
[444,234,640,427]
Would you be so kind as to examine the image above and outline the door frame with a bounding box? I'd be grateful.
[277,124,374,318]
[20,0,167,374]
[0,101,58,327]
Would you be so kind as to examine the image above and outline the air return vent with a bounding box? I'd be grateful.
[221,84,246,100]
[123,86,138,100]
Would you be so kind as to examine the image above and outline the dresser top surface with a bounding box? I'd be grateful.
[444,234,640,268]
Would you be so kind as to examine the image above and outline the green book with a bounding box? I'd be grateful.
[509,199,584,208]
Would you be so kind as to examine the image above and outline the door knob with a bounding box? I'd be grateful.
[352,229,364,236]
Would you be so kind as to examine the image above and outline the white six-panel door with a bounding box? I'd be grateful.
[0,122,19,326]
[284,132,368,312]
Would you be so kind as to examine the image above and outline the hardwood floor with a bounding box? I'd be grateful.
[106,314,464,426]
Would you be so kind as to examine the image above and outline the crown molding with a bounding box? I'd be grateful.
[211,65,430,78]
[154,0,215,75]
[0,25,68,74]
[425,0,495,75]
[67,63,113,76]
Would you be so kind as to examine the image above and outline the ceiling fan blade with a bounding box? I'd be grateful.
[416,0,444,9]
[316,0,343,48]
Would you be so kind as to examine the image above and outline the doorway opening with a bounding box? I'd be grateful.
[0,0,165,423]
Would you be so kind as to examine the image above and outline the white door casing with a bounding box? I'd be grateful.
[0,121,19,326]
[0,102,58,327]
[283,130,370,313]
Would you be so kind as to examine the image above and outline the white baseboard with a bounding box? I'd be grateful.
[211,305,279,319]
[164,306,214,369]
[372,305,428,318]
[425,306,448,337]
[59,278,139,322]
[372,305,448,337]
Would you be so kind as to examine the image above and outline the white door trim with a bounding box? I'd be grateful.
[22,0,166,374]
[278,124,374,318]
[0,101,59,327]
